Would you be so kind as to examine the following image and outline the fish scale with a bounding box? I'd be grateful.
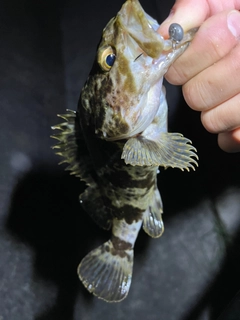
[52,0,198,302]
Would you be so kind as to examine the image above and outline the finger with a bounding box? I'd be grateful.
[165,10,240,85]
[158,0,210,38]
[158,0,240,38]
[218,128,240,152]
[183,38,240,111]
[200,93,240,133]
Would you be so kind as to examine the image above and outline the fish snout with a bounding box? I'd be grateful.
[117,0,164,59]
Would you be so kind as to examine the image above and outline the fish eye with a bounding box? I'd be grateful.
[99,46,116,71]
[106,54,116,67]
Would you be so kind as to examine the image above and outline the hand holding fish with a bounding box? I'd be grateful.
[158,0,240,152]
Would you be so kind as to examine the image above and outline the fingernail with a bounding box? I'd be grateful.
[227,10,240,38]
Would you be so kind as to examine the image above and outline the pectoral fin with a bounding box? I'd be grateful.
[121,133,198,170]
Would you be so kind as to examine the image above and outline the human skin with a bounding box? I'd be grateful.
[158,0,240,152]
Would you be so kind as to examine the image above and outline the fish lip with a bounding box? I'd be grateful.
[116,0,197,60]
[116,0,165,59]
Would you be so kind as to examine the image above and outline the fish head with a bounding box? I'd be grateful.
[80,0,196,140]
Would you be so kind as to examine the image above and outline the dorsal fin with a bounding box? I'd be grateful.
[51,109,94,186]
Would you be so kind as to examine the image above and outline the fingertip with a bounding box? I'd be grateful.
[157,9,175,38]
[227,10,240,39]
[157,0,208,38]
[218,129,240,153]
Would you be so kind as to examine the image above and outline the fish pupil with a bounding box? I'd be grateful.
[106,54,116,67]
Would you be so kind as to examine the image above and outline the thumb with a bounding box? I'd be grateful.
[158,0,210,38]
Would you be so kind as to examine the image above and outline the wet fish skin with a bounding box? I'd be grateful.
[52,0,198,302]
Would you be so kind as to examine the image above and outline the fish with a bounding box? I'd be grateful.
[51,0,198,303]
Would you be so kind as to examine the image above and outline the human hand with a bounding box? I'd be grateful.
[158,0,240,152]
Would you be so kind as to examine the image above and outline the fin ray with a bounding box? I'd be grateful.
[121,133,198,170]
[51,109,94,184]
[78,240,133,302]
[143,187,164,238]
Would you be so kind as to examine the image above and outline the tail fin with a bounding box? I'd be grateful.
[78,240,133,302]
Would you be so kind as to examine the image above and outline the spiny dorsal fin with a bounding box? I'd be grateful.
[51,109,94,185]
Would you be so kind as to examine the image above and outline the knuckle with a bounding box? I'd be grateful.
[165,64,188,85]
[182,79,210,111]
[201,111,219,133]
[201,13,238,61]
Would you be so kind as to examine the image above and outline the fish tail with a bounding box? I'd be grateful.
[78,239,133,302]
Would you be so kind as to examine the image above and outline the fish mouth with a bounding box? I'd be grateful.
[116,0,165,59]
[103,0,197,142]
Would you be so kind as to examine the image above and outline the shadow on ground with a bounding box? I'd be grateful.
[6,98,240,320]
[6,164,104,319]
[163,98,240,320]
[180,217,240,320]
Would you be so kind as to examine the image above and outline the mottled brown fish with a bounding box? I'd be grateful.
[52,0,198,303]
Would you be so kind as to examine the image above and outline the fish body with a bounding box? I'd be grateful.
[52,0,198,302]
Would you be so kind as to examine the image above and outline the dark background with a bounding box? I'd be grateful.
[1,0,240,319]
